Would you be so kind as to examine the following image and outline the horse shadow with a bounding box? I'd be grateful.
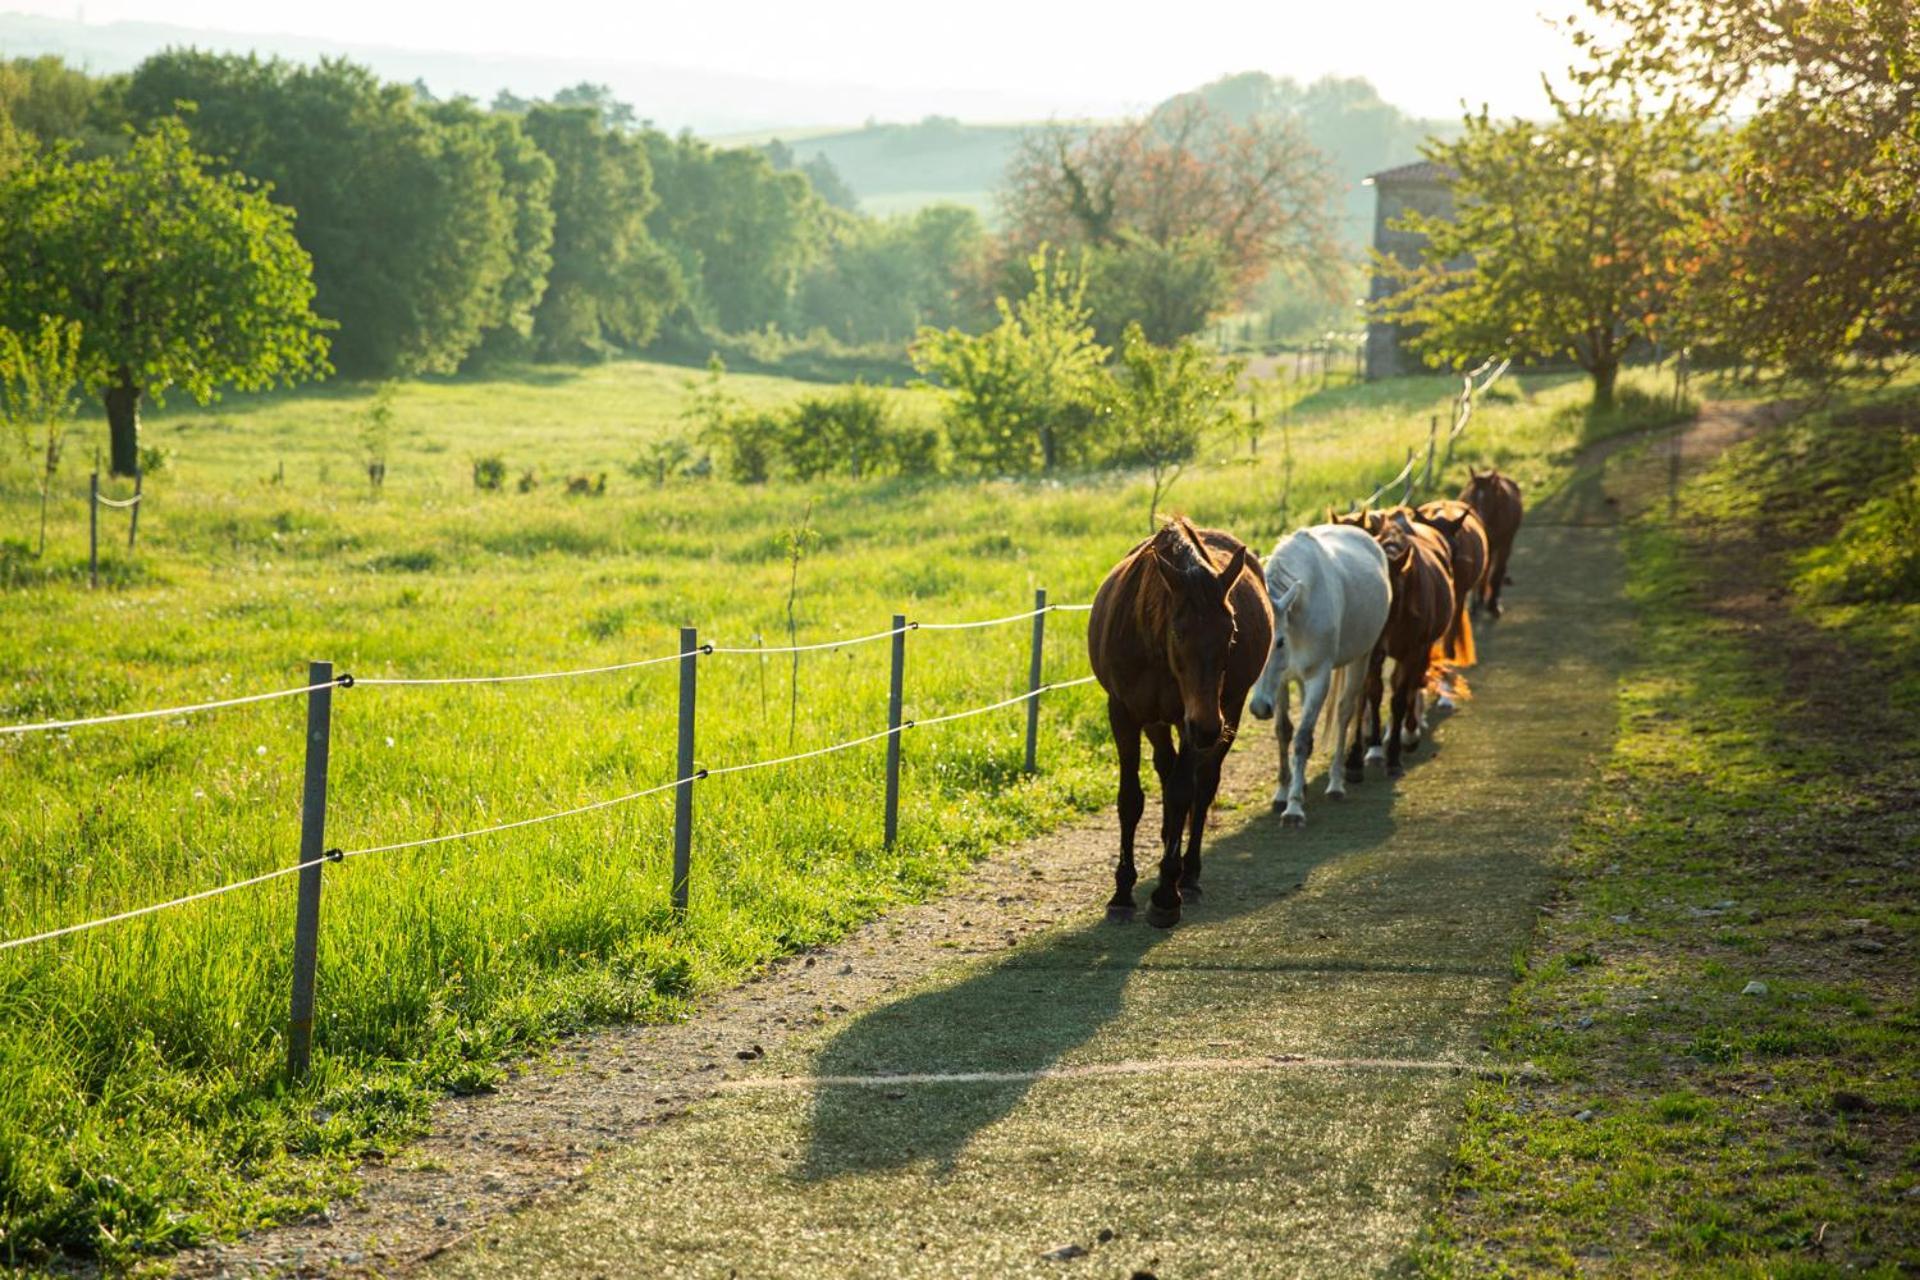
[796,772,1405,1181]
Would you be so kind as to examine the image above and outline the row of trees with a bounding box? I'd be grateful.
[1379,0,1916,403]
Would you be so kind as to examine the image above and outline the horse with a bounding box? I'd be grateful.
[1088,518,1272,929]
[1459,468,1524,617]
[1414,499,1489,668]
[1363,513,1457,776]
[1245,524,1391,827]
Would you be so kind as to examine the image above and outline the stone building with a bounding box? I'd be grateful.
[1363,159,1456,380]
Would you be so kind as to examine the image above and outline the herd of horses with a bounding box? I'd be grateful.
[1086,467,1525,928]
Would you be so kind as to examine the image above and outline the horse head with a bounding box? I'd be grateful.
[1148,518,1254,752]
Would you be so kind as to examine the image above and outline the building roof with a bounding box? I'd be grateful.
[1363,159,1455,187]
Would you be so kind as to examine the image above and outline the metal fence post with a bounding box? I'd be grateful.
[1024,589,1047,774]
[127,466,142,550]
[672,626,698,914]
[287,659,334,1081]
[88,471,98,588]
[883,613,906,848]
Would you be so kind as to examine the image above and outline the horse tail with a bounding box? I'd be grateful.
[1320,660,1346,742]
[1444,603,1477,667]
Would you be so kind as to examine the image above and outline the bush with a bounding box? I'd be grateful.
[781,382,890,480]
[711,410,782,484]
[472,454,506,490]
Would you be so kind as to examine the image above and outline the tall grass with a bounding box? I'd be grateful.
[0,358,1675,1265]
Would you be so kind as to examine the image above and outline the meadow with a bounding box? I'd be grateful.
[0,356,1679,1265]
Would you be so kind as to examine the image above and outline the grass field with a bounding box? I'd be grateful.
[0,356,1681,1268]
[1414,386,1920,1275]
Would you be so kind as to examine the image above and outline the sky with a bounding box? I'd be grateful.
[8,0,1588,124]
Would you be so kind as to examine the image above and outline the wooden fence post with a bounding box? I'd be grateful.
[672,627,697,914]
[127,466,142,550]
[883,613,906,848]
[1423,415,1438,491]
[1024,589,1047,774]
[88,471,98,589]
[287,659,334,1081]
[1400,447,1416,506]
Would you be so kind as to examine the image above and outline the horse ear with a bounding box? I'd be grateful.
[1150,548,1186,596]
[1214,544,1253,590]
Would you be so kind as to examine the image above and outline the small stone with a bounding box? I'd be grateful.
[839,963,854,975]
[1610,914,1632,925]
[1042,1243,1088,1261]
[1097,1228,1115,1243]
[1742,980,1769,997]
[1574,1109,1596,1122]
[1851,939,1886,954]
[1576,1016,1594,1030]
[434,1216,448,1227]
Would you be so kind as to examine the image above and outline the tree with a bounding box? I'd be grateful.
[0,56,121,156]
[795,203,989,344]
[1374,91,1708,409]
[430,100,556,360]
[1108,323,1242,529]
[0,119,329,475]
[645,131,827,334]
[1002,100,1338,341]
[0,314,84,555]
[911,247,1110,473]
[1575,0,1919,379]
[123,52,521,377]
[522,105,682,358]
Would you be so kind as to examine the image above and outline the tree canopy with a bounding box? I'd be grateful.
[0,117,329,473]
[1375,91,1708,407]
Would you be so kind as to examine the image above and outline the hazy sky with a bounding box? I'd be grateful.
[13,0,1587,121]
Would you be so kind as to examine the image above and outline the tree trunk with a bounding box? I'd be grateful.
[1590,359,1619,413]
[104,369,142,478]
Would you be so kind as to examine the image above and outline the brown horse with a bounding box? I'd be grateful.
[1332,508,1456,777]
[1088,518,1272,928]
[1459,468,1524,616]
[1414,499,1488,666]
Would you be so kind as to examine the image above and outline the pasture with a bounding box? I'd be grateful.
[0,358,1676,1264]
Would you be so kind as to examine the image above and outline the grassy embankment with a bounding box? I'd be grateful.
[0,356,1680,1268]
[1414,383,1920,1276]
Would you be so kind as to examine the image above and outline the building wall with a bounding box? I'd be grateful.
[1365,179,1455,380]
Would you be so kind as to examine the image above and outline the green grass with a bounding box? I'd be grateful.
[1411,385,1920,1276]
[0,357,1679,1270]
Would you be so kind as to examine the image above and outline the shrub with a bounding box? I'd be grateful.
[711,410,782,484]
[472,454,506,490]
[782,382,890,480]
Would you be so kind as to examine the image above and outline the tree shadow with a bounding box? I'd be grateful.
[797,773,1404,1180]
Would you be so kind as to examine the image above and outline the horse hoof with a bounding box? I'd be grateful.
[1145,901,1181,929]
[1106,904,1136,924]
[1388,762,1405,779]
[1345,766,1366,784]
[1179,880,1203,901]
[1326,789,1345,802]
[1281,811,1306,828]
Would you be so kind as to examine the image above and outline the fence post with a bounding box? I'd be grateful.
[127,466,142,551]
[1400,447,1416,506]
[287,659,334,1081]
[1423,415,1438,491]
[883,613,906,848]
[1024,588,1047,774]
[672,626,698,914]
[88,471,98,589]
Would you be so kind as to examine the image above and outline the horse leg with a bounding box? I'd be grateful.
[1387,660,1412,778]
[1328,658,1365,796]
[1363,647,1388,769]
[1182,742,1225,899]
[1107,701,1143,923]
[1487,545,1509,617]
[1146,722,1191,929]
[1270,678,1292,811]
[1282,667,1331,827]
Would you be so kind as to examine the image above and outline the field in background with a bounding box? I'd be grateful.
[0,358,1678,1265]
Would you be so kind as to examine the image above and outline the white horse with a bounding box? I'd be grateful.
[1247,524,1392,826]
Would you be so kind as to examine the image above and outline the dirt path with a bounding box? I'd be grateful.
[407,511,1634,1274]
[183,405,1782,1278]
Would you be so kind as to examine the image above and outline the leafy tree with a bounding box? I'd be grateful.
[0,314,84,554]
[1576,0,1919,379]
[912,247,1109,473]
[522,104,682,358]
[0,118,329,474]
[796,203,989,344]
[0,56,122,155]
[551,82,638,132]
[1374,91,1708,408]
[430,99,556,360]
[1107,322,1242,529]
[1003,100,1338,341]
[123,52,518,377]
[645,131,827,333]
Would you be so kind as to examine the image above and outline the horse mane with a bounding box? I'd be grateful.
[1132,516,1218,635]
